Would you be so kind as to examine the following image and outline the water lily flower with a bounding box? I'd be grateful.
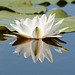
[3,14,69,63]
[4,14,69,39]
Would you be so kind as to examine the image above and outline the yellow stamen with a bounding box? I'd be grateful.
[35,27,40,38]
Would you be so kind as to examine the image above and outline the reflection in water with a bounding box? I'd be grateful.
[0,27,69,63]
[12,39,53,63]
[8,37,69,63]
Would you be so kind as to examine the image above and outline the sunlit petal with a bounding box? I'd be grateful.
[41,14,47,25]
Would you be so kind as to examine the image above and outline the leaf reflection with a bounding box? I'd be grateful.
[10,37,69,63]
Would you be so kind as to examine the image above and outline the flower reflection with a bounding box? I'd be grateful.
[12,39,53,63]
[10,37,69,63]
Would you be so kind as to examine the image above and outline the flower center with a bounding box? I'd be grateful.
[35,27,40,38]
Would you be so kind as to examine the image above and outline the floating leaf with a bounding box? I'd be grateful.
[55,16,75,32]
[46,8,75,32]
[0,26,11,41]
[0,8,75,32]
[30,0,59,4]
[46,8,69,18]
[0,10,42,20]
[30,0,74,4]
[9,6,46,14]
[0,0,31,7]
[0,0,46,14]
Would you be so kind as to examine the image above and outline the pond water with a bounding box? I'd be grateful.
[46,3,75,16]
[0,3,75,75]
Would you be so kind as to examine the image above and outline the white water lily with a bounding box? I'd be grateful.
[3,14,69,63]
[5,14,69,39]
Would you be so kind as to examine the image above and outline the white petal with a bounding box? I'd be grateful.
[52,19,64,32]
[47,35,62,38]
[41,14,47,25]
[47,19,64,36]
[14,20,20,25]
[19,24,32,37]
[3,34,17,39]
[54,27,69,35]
[32,16,41,27]
[47,14,55,22]
[44,14,55,36]
[25,18,33,27]
[20,19,24,22]
[10,24,24,34]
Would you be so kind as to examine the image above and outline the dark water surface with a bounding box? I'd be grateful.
[0,3,75,75]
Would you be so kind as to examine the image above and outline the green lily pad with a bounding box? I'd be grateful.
[30,0,59,4]
[9,6,46,14]
[0,0,46,14]
[0,8,75,32]
[46,8,69,18]
[0,10,42,20]
[53,16,75,32]
[30,0,74,4]
[0,0,32,7]
[0,26,12,41]
[46,8,75,32]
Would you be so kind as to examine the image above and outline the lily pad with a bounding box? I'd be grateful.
[0,8,75,32]
[46,8,69,18]
[0,10,42,20]
[46,8,75,32]
[30,0,74,4]
[0,0,46,14]
[0,26,11,41]
[55,16,75,32]
[30,0,59,4]
[9,6,46,14]
[0,0,32,7]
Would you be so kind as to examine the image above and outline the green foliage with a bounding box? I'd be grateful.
[0,0,75,33]
[30,0,74,4]
[46,8,68,18]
